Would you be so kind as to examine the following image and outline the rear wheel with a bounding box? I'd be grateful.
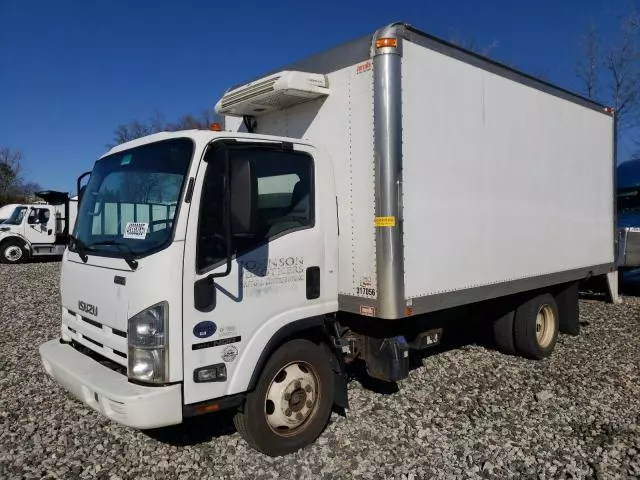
[0,240,27,264]
[492,309,516,355]
[513,293,559,359]
[234,338,334,456]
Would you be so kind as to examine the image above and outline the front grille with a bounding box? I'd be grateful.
[70,340,127,376]
[112,328,127,338]
[81,316,102,329]
[62,307,128,367]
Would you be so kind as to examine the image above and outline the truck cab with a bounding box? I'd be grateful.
[40,130,341,455]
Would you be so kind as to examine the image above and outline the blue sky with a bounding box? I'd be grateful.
[0,0,635,193]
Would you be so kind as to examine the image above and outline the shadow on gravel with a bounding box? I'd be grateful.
[143,410,237,446]
[24,256,62,264]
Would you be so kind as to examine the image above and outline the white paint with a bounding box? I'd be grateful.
[224,62,377,299]
[180,139,338,404]
[401,40,615,298]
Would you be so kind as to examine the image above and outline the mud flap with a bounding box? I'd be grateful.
[364,336,410,383]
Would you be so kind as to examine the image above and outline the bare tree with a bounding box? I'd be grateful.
[0,147,23,199]
[108,109,220,148]
[575,19,601,99]
[576,8,639,131]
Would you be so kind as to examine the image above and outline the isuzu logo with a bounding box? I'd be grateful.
[78,301,98,317]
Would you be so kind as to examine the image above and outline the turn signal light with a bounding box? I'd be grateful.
[376,38,398,49]
[195,403,220,415]
[210,123,222,131]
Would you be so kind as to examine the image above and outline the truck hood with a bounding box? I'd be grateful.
[58,242,185,371]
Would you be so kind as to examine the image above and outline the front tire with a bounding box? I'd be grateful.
[234,338,335,456]
[513,293,559,359]
[0,239,27,264]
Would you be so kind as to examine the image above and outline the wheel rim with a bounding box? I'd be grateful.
[4,246,22,262]
[535,304,556,348]
[264,361,320,436]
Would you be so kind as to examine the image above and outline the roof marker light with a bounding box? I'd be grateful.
[376,38,398,49]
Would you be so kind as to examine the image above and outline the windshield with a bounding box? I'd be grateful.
[72,138,194,258]
[3,207,27,225]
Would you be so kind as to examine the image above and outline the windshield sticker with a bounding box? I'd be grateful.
[120,154,132,166]
[123,222,149,239]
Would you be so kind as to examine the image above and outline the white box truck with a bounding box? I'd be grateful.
[39,22,616,456]
[0,192,78,263]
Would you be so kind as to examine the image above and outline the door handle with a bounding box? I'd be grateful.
[306,267,320,300]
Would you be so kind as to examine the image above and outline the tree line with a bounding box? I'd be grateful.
[0,147,42,206]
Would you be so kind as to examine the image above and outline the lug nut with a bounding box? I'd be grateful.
[285,409,292,417]
[305,385,312,393]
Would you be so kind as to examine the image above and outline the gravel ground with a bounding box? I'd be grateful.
[0,261,639,479]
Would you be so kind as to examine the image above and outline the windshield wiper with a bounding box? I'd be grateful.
[68,234,89,263]
[86,240,139,270]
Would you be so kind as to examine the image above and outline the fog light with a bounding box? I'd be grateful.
[194,364,227,383]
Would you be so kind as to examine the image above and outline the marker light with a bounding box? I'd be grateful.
[210,123,222,131]
[376,38,398,49]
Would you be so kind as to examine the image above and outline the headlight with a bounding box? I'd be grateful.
[128,302,168,384]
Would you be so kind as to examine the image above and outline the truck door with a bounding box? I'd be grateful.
[26,207,54,244]
[182,140,336,405]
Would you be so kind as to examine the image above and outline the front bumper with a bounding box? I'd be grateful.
[39,339,182,429]
[618,227,640,268]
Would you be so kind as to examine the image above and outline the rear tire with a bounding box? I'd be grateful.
[234,338,335,456]
[513,293,559,359]
[0,239,27,264]
[492,310,516,355]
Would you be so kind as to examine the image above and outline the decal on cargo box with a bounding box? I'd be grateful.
[356,60,373,75]
[356,276,376,297]
[193,321,217,339]
[374,216,396,227]
[123,222,148,239]
[360,305,376,317]
[222,345,239,363]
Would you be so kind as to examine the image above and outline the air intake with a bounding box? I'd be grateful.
[215,71,330,117]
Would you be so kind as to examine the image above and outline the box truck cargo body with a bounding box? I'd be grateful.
[39,22,616,457]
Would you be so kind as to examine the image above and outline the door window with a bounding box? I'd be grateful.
[197,145,314,272]
[27,208,50,225]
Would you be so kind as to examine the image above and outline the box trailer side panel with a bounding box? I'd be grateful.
[224,62,378,303]
[401,39,615,303]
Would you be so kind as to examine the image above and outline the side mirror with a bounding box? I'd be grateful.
[229,158,258,237]
[77,171,91,204]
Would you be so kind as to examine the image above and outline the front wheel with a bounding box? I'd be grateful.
[234,338,335,456]
[0,240,27,264]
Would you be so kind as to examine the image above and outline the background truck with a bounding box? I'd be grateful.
[616,158,640,283]
[0,191,78,263]
[39,21,616,457]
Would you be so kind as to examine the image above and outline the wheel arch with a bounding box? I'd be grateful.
[0,234,31,252]
[245,315,348,410]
